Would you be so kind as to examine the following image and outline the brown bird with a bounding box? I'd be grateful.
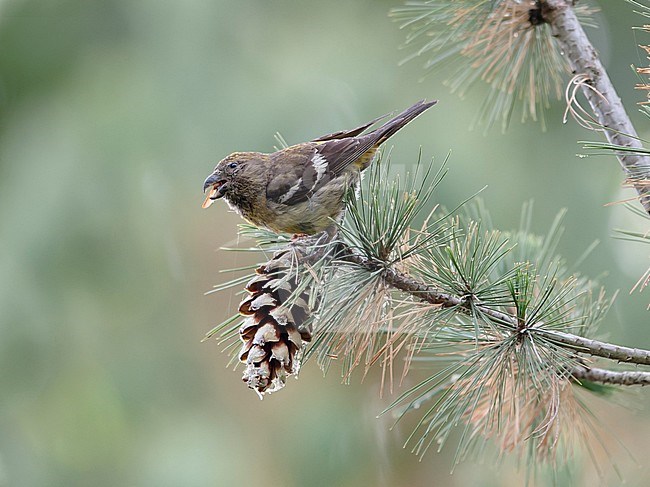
[202,99,437,234]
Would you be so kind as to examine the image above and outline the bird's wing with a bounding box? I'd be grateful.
[311,114,387,142]
[266,137,376,206]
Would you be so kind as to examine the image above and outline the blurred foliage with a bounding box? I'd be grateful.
[1,0,649,486]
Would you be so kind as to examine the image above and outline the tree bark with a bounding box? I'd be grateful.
[543,0,650,214]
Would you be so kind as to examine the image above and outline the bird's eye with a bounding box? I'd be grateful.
[228,162,238,169]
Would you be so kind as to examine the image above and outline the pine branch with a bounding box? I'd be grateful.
[535,329,650,366]
[572,364,650,386]
[338,245,650,372]
[543,0,650,214]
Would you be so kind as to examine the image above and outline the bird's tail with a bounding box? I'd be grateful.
[371,99,437,145]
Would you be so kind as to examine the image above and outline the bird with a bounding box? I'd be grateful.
[202,99,437,235]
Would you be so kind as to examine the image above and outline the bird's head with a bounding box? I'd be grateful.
[202,152,251,209]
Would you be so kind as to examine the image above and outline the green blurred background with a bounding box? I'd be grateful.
[1,1,649,485]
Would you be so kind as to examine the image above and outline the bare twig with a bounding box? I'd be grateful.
[572,365,650,386]
[543,0,650,214]
[534,329,650,366]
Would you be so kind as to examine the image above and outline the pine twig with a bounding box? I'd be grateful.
[337,246,650,380]
[572,364,650,386]
[543,0,650,214]
[534,329,650,366]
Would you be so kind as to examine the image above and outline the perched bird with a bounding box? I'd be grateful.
[202,99,437,235]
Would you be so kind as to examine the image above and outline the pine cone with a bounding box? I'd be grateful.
[237,248,313,397]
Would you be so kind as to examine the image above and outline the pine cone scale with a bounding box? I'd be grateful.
[237,248,315,396]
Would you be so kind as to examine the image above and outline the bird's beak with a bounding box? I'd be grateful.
[202,174,227,209]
